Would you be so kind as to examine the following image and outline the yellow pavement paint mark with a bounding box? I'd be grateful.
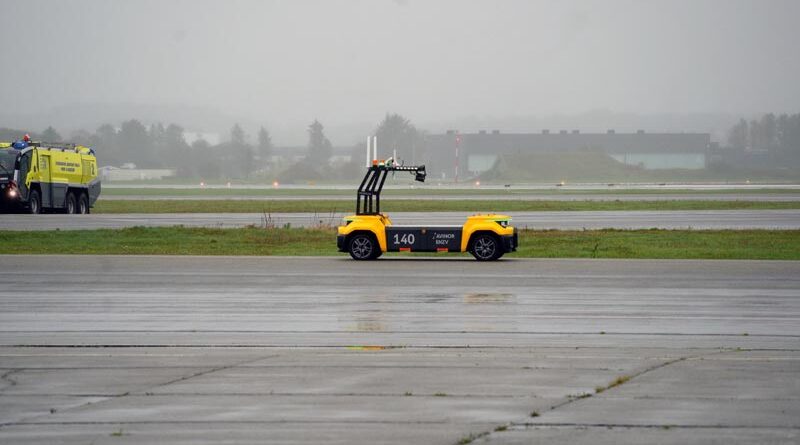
[346,345,387,351]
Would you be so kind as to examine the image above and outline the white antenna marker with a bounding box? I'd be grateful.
[366,136,371,167]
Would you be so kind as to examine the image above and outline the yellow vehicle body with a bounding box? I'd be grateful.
[337,213,517,261]
[339,214,394,252]
[338,161,517,260]
[0,142,101,214]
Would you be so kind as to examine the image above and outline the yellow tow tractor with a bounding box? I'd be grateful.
[337,159,517,261]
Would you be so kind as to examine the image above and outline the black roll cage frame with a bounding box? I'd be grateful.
[356,163,426,215]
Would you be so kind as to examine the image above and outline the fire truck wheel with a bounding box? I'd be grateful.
[77,193,90,214]
[65,192,77,214]
[28,189,41,214]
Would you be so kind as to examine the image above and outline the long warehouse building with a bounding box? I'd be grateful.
[423,130,711,179]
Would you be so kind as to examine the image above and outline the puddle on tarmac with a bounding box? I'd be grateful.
[341,292,516,332]
[414,293,454,303]
[343,310,387,332]
[463,293,515,304]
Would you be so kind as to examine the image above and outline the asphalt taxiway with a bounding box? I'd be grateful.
[2,209,799,230]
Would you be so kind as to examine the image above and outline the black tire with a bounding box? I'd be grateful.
[470,233,503,261]
[28,189,41,214]
[77,193,90,214]
[348,233,378,260]
[65,192,77,214]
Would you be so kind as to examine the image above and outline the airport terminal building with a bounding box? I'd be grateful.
[423,130,711,179]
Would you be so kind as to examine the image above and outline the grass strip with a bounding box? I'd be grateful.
[3,227,798,260]
[93,199,800,214]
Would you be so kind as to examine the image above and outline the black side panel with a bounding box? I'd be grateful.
[428,228,463,252]
[386,227,462,252]
[17,154,30,199]
[28,182,51,207]
[51,183,68,209]
[88,180,101,206]
[386,227,427,251]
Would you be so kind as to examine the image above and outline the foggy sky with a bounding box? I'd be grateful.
[1,0,798,133]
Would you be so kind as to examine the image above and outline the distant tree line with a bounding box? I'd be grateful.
[280,114,427,183]
[1,112,425,182]
[3,120,275,179]
[727,113,800,153]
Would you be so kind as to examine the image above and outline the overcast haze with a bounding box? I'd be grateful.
[1,0,798,142]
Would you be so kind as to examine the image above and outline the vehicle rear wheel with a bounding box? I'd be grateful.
[348,234,378,260]
[65,193,77,214]
[77,193,90,214]
[470,233,503,261]
[28,189,41,214]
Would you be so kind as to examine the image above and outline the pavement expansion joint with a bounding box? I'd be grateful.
[136,353,281,394]
[6,353,281,426]
[8,343,791,349]
[117,392,546,399]
[4,419,456,426]
[9,330,800,338]
[507,423,800,430]
[475,349,739,444]
[625,395,800,402]
[543,354,692,412]
[0,369,20,392]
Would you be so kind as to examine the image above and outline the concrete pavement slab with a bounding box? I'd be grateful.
[0,422,502,445]
[481,349,800,443]
[1,256,798,444]
[476,426,800,445]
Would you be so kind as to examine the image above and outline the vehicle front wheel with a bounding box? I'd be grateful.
[65,193,77,214]
[77,193,90,214]
[348,234,378,260]
[28,189,41,214]
[470,233,503,261]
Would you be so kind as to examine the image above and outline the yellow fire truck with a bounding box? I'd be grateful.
[0,141,101,214]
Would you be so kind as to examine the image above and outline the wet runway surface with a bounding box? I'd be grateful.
[1,256,798,444]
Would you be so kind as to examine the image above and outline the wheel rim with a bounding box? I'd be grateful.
[67,200,74,213]
[79,199,87,214]
[351,237,372,259]
[31,196,39,214]
[474,237,496,259]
